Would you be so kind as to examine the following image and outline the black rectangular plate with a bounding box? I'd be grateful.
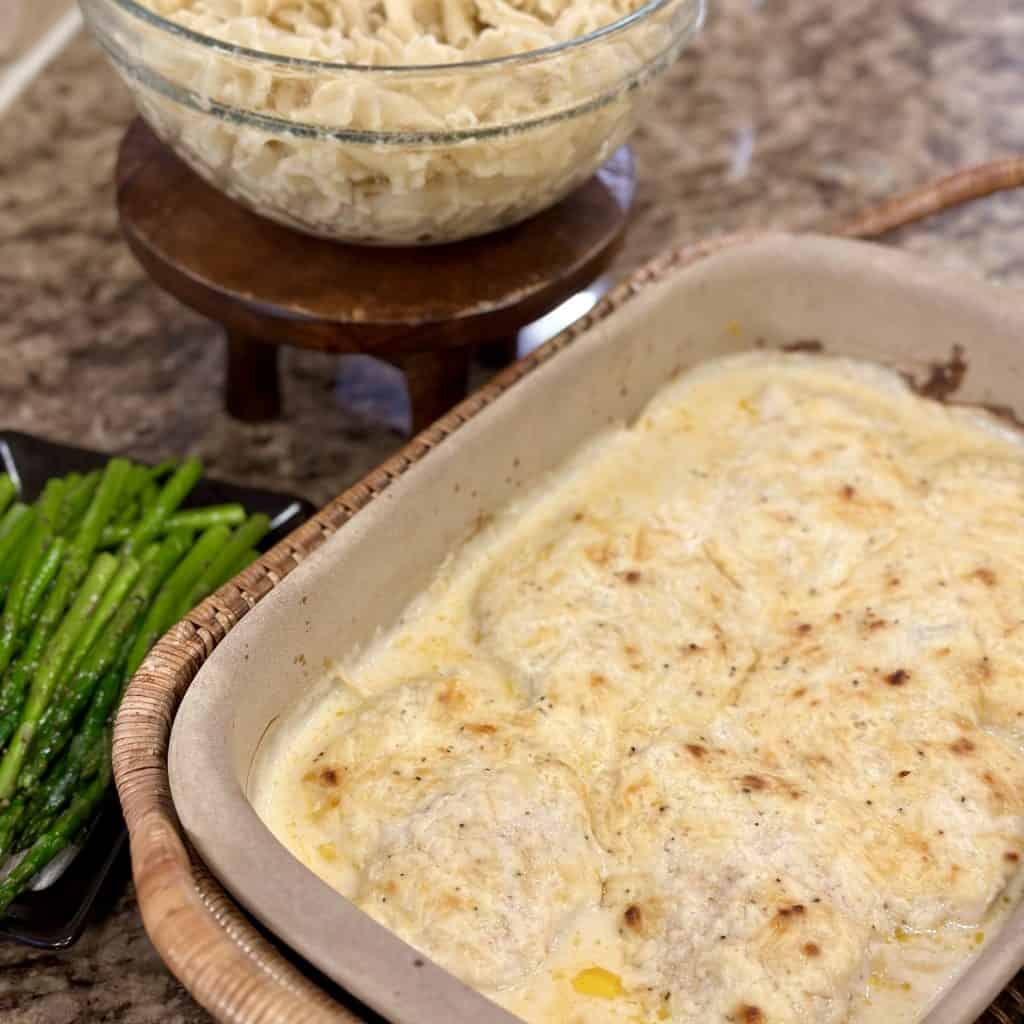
[0,430,314,949]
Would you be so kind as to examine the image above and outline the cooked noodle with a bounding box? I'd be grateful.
[122,0,679,242]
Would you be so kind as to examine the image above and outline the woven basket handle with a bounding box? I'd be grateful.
[620,156,1024,301]
[831,155,1024,240]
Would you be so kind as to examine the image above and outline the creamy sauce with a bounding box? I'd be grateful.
[252,353,1024,1023]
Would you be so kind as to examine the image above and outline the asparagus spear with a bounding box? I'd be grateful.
[0,480,64,675]
[0,538,70,751]
[123,525,229,678]
[22,461,131,675]
[113,499,138,528]
[119,458,202,559]
[138,480,160,511]
[25,607,144,803]
[60,553,143,683]
[24,620,138,794]
[0,475,16,517]
[0,793,27,859]
[71,460,132,556]
[0,503,30,544]
[183,514,271,613]
[154,502,246,531]
[99,503,246,548]
[0,554,119,799]
[0,664,31,754]
[146,459,179,481]
[16,725,109,852]
[103,465,145,527]
[0,505,33,584]
[121,463,152,502]
[2,489,61,632]
[19,538,67,630]
[54,472,100,536]
[0,740,111,915]
[37,479,66,526]
[18,533,191,789]
[57,472,80,494]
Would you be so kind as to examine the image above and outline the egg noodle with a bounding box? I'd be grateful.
[147,0,645,65]
[126,0,677,242]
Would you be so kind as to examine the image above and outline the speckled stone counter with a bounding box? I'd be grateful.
[1,1,1023,1020]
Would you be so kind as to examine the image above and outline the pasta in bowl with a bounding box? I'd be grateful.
[81,0,704,244]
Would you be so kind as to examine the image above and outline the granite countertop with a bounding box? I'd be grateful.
[1,0,1023,1020]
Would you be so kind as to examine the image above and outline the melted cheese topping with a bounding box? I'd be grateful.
[252,353,1024,1024]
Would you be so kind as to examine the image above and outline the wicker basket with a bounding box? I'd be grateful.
[114,158,1024,1024]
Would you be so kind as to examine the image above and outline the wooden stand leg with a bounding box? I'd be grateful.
[393,348,472,433]
[477,336,520,369]
[225,332,281,422]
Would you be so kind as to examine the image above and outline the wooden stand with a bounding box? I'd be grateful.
[115,120,635,432]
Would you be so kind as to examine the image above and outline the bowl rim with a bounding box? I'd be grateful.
[96,0,705,75]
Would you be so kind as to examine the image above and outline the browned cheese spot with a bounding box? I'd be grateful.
[465,723,497,735]
[840,484,856,500]
[791,687,807,699]
[981,771,1006,806]
[304,766,341,787]
[624,643,646,670]
[971,567,998,587]
[622,570,643,584]
[740,774,767,791]
[1005,851,1020,863]
[886,669,910,687]
[441,890,467,912]
[624,904,643,931]
[436,681,465,708]
[950,737,976,756]
[737,1004,765,1024]
[802,942,821,957]
[795,623,813,635]
[777,904,806,919]
[686,743,708,760]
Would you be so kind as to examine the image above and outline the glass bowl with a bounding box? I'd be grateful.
[81,0,705,245]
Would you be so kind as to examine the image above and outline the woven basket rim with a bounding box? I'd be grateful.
[113,157,1024,1024]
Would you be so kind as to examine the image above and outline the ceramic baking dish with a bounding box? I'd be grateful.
[165,232,1024,1024]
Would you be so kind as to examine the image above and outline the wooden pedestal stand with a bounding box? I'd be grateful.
[115,119,635,432]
